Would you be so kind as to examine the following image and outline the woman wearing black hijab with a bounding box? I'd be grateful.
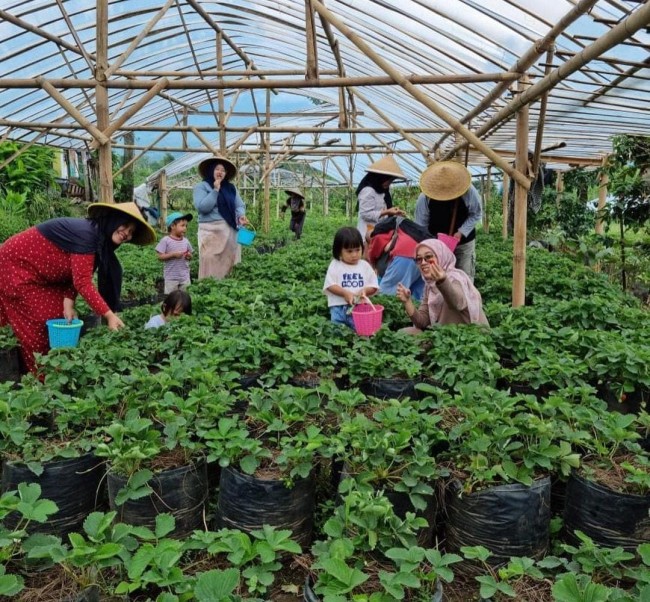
[0,202,155,373]
[356,155,407,240]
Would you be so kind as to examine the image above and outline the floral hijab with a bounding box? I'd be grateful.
[416,238,483,324]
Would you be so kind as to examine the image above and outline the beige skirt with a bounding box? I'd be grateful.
[198,221,241,280]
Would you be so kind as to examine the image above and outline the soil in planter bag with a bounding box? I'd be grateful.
[1,454,105,537]
[216,466,315,548]
[444,477,551,568]
[108,460,208,538]
[563,472,650,551]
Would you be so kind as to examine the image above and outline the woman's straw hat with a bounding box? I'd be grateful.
[198,155,238,181]
[87,202,156,245]
[284,188,304,198]
[366,155,405,179]
[419,161,471,201]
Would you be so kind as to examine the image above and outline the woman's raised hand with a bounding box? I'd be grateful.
[396,282,411,303]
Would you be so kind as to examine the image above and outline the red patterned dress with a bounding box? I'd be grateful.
[0,227,110,373]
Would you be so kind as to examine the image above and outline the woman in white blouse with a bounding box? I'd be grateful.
[355,155,406,240]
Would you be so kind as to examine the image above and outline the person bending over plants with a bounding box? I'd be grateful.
[0,202,155,373]
[144,290,192,329]
[396,238,489,332]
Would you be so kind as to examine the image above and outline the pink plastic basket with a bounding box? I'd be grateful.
[351,304,384,336]
[437,233,458,252]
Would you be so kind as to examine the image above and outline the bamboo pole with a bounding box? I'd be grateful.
[531,46,556,178]
[444,1,650,159]
[305,0,319,80]
[97,78,169,145]
[159,170,168,231]
[310,0,529,190]
[104,0,175,79]
[484,165,492,234]
[95,0,113,203]
[501,171,510,240]
[190,127,219,156]
[0,72,520,90]
[217,32,226,152]
[556,171,564,210]
[0,119,451,135]
[512,79,530,308]
[351,87,428,159]
[595,156,609,236]
[38,78,109,145]
[433,0,599,152]
[113,131,168,178]
[263,89,271,233]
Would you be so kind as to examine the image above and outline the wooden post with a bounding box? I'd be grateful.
[159,170,168,231]
[596,156,609,236]
[95,0,113,203]
[322,158,329,216]
[501,171,510,240]
[305,0,319,80]
[556,171,564,210]
[512,77,530,308]
[484,165,492,234]
[263,89,271,233]
[217,32,226,152]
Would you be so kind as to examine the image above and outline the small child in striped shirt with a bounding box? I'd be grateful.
[156,212,194,294]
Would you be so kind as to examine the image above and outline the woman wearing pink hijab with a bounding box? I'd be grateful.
[396,238,488,330]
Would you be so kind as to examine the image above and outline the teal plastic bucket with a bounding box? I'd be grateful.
[46,319,83,349]
[236,227,256,246]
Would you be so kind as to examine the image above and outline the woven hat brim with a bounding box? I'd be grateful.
[419,162,471,201]
[198,156,237,181]
[88,202,157,245]
[284,188,304,198]
[366,168,405,179]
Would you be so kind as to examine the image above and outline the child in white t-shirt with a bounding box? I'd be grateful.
[323,226,378,328]
[156,212,193,294]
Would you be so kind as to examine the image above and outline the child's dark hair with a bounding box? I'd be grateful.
[332,227,363,259]
[161,290,192,316]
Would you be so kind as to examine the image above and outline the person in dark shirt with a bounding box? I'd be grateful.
[414,161,482,281]
[281,188,307,240]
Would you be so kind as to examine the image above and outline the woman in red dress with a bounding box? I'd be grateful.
[0,202,155,374]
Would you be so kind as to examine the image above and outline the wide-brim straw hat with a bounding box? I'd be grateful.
[419,161,471,201]
[284,188,304,198]
[366,155,405,179]
[87,202,156,245]
[198,155,237,181]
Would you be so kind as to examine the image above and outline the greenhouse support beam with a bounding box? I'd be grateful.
[96,0,113,204]
[444,0,650,160]
[595,157,609,236]
[501,172,510,240]
[433,0,599,153]
[37,78,108,146]
[310,0,530,190]
[512,78,530,309]
[0,73,520,90]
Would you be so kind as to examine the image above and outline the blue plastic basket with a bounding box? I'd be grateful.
[46,319,83,349]
[236,227,256,246]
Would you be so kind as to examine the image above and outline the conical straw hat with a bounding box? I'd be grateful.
[284,188,304,198]
[366,155,405,179]
[197,155,237,181]
[419,161,471,201]
[87,202,156,245]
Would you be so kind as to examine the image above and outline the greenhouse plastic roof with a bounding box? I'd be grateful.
[1,0,649,181]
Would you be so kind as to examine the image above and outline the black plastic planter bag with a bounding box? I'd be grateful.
[216,466,315,548]
[0,346,21,382]
[359,377,418,400]
[564,472,650,551]
[1,454,105,536]
[444,477,551,567]
[108,459,208,538]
